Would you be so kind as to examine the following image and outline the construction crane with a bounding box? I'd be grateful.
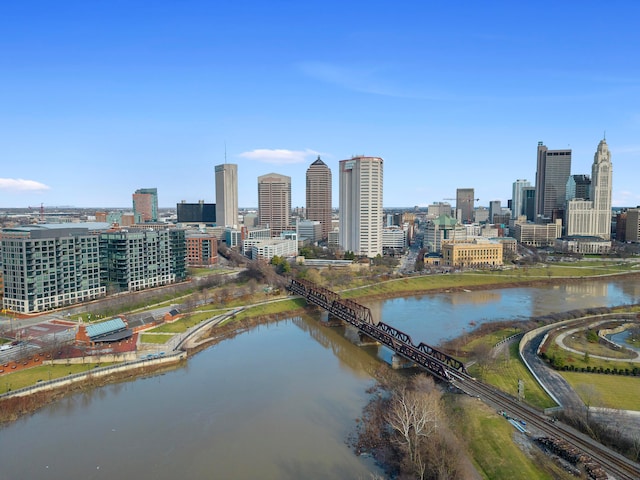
[28,203,45,222]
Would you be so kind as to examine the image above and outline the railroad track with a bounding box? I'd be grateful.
[450,371,640,480]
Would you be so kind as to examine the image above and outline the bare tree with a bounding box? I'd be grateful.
[386,376,442,480]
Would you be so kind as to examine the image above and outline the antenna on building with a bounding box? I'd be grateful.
[224,141,227,164]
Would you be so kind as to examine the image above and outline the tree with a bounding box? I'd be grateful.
[386,376,442,480]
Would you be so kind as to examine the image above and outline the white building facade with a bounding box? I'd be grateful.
[566,139,612,239]
[338,156,383,258]
[215,163,238,228]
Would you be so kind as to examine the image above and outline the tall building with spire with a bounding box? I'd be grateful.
[339,156,383,258]
[258,173,291,237]
[306,156,332,240]
[215,163,238,228]
[535,142,572,219]
[565,138,612,239]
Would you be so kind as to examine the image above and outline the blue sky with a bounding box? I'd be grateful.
[1,1,639,210]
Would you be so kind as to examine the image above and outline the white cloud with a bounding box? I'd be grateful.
[0,178,50,192]
[237,148,321,165]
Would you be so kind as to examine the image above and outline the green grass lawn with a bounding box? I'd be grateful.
[230,298,307,323]
[452,396,574,480]
[559,372,640,410]
[461,328,522,355]
[469,342,556,410]
[140,333,172,344]
[148,310,223,333]
[543,334,638,372]
[1,363,114,394]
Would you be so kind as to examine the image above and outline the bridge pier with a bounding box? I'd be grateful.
[344,325,379,347]
[392,354,416,370]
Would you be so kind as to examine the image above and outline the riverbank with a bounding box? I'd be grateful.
[2,269,639,426]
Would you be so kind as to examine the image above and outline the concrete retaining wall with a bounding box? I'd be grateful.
[0,351,186,400]
[518,312,637,409]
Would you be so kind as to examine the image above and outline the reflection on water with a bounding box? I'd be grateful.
[0,319,380,480]
[368,277,638,346]
[609,329,640,354]
[0,277,638,480]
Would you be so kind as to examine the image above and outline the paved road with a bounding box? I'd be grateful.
[521,331,584,410]
[521,328,640,442]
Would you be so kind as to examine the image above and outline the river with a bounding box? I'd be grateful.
[1,277,638,480]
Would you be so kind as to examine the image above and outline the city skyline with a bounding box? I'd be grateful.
[1,2,640,209]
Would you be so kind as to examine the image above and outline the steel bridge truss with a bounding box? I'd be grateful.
[288,278,467,380]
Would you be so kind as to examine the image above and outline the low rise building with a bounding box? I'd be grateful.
[249,238,298,261]
[186,232,218,267]
[513,219,562,247]
[554,236,612,255]
[441,239,503,269]
[382,226,407,252]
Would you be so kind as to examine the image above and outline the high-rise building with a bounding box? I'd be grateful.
[306,156,332,240]
[626,209,640,243]
[339,156,383,258]
[535,142,571,219]
[522,187,536,222]
[456,188,475,223]
[258,173,291,237]
[100,228,186,293]
[565,139,613,239]
[177,200,216,224]
[566,174,591,201]
[132,188,158,223]
[489,200,502,223]
[1,224,106,313]
[590,139,613,238]
[215,163,238,228]
[511,179,531,218]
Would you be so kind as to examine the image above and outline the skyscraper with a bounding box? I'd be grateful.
[338,156,383,258]
[258,173,291,237]
[565,139,612,239]
[215,163,238,228]
[522,187,536,221]
[306,156,332,240]
[566,174,591,202]
[590,138,613,238]
[535,142,572,219]
[511,179,531,218]
[456,188,475,224]
[489,200,502,223]
[132,188,158,223]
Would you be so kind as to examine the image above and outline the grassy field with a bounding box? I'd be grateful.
[230,298,307,323]
[148,310,226,333]
[140,333,172,344]
[563,333,635,360]
[469,342,556,410]
[560,371,640,410]
[460,328,522,355]
[451,396,574,480]
[1,363,112,394]
[542,334,639,372]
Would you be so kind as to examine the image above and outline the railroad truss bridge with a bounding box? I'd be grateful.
[288,278,466,381]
